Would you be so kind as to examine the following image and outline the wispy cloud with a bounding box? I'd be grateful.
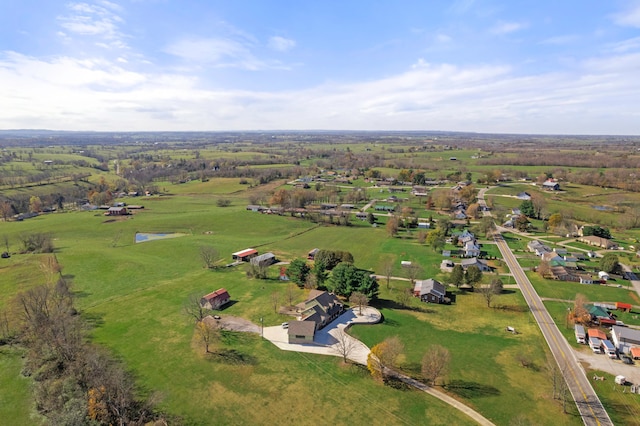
[57,1,128,49]
[611,2,640,28]
[448,0,476,15]
[540,35,579,45]
[490,21,528,35]
[268,36,296,52]
[163,37,267,70]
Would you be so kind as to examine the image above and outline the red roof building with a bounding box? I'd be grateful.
[616,302,632,312]
[200,288,230,310]
[232,248,258,261]
[587,328,607,340]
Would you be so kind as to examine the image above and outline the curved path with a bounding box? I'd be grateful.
[261,307,495,426]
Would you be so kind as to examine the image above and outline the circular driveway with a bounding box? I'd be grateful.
[262,306,381,364]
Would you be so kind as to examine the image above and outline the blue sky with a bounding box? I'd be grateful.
[1,0,640,134]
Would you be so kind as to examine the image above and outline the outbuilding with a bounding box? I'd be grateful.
[287,321,316,344]
[200,288,231,310]
[232,248,258,262]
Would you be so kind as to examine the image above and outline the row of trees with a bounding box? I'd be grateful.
[0,261,166,424]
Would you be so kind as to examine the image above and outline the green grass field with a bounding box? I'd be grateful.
[4,143,640,425]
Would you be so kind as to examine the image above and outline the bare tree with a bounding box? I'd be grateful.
[573,293,590,325]
[200,246,220,269]
[349,291,369,315]
[271,291,280,313]
[2,234,9,252]
[421,344,451,386]
[404,263,423,285]
[395,287,413,308]
[0,310,17,346]
[196,317,220,353]
[331,329,359,362]
[183,292,210,323]
[0,202,12,221]
[286,283,296,307]
[381,257,394,289]
[477,284,496,308]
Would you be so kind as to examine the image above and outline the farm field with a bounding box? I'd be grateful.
[3,134,640,425]
[0,187,576,425]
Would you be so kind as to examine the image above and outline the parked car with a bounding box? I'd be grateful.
[622,355,634,365]
[281,322,289,329]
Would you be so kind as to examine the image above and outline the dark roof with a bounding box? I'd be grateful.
[413,279,446,297]
[301,290,343,327]
[287,320,316,337]
[250,252,276,265]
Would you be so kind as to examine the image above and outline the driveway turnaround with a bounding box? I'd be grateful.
[262,306,380,364]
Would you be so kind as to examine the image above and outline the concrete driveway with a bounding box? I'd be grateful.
[262,306,381,364]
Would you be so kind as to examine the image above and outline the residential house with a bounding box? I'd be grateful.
[541,251,564,265]
[246,205,264,212]
[297,290,344,330]
[577,235,618,249]
[250,252,277,268]
[200,288,231,310]
[527,240,551,256]
[460,257,491,272]
[355,212,368,221]
[578,274,595,284]
[457,230,475,245]
[464,241,481,258]
[413,279,446,303]
[232,248,258,262]
[516,192,531,200]
[287,320,316,344]
[542,180,560,190]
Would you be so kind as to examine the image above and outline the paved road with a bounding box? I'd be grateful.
[495,234,613,426]
[479,186,613,426]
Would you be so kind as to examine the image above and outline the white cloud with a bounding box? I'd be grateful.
[607,37,640,53]
[1,46,640,134]
[611,3,640,28]
[164,37,266,70]
[490,21,528,35]
[268,36,296,52]
[57,1,128,49]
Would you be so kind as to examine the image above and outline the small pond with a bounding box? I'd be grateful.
[591,205,613,211]
[135,232,186,243]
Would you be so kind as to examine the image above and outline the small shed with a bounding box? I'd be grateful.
[616,302,632,313]
[630,347,640,360]
[598,271,610,281]
[308,248,319,260]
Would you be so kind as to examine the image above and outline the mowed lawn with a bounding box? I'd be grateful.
[350,291,582,426]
